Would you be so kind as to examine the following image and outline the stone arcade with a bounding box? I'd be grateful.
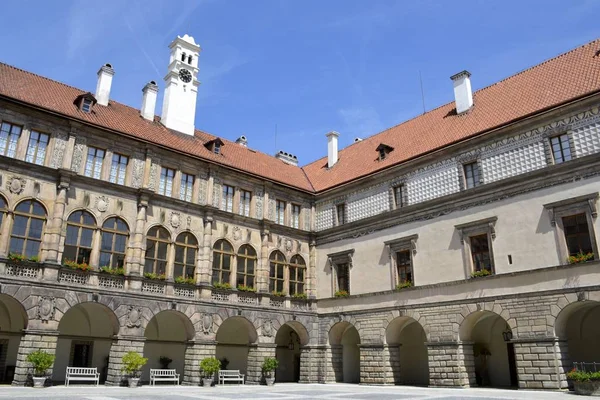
[0,34,599,390]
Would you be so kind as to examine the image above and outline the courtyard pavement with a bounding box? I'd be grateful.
[0,383,578,400]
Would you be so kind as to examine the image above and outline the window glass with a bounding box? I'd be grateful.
[464,162,480,189]
[26,131,50,165]
[237,244,257,288]
[144,226,170,275]
[222,185,234,212]
[240,190,252,217]
[269,251,286,293]
[9,200,46,258]
[180,173,194,202]
[99,217,128,268]
[174,232,198,279]
[212,239,233,285]
[470,234,492,272]
[158,167,175,197]
[276,200,286,225]
[551,134,572,164]
[336,204,345,225]
[291,204,301,229]
[62,210,96,265]
[289,255,306,295]
[84,147,105,179]
[109,154,128,185]
[0,122,22,158]
[563,213,594,257]
[394,185,404,208]
[396,250,412,284]
[337,263,349,293]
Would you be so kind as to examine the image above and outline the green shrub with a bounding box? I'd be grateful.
[471,269,492,278]
[175,276,195,285]
[262,357,279,373]
[334,290,349,298]
[144,272,166,280]
[121,351,147,377]
[568,252,594,264]
[63,259,92,271]
[213,282,232,290]
[8,252,27,262]
[271,290,287,298]
[199,357,221,377]
[567,368,600,382]
[100,266,125,276]
[237,284,256,292]
[26,350,55,377]
[28,255,40,263]
[395,281,413,290]
[291,292,307,299]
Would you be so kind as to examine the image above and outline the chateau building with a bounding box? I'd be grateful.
[0,34,599,390]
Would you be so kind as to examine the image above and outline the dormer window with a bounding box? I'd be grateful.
[376,143,394,161]
[74,93,97,113]
[204,138,225,155]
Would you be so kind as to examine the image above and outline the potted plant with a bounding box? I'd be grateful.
[159,356,172,369]
[334,290,349,298]
[199,357,221,387]
[26,350,55,388]
[213,282,232,290]
[395,281,412,290]
[262,357,279,386]
[121,351,147,388]
[567,368,600,395]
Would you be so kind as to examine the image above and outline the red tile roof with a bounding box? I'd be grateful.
[0,64,315,192]
[1,38,599,194]
[303,38,600,192]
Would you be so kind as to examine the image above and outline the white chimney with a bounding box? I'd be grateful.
[141,81,159,121]
[326,131,339,168]
[95,63,114,106]
[450,70,473,114]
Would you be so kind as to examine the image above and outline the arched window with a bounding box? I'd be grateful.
[175,232,197,279]
[289,255,306,296]
[269,251,286,293]
[100,217,128,268]
[212,239,233,285]
[237,245,256,288]
[10,200,46,258]
[145,226,170,275]
[181,52,186,62]
[187,55,192,64]
[63,210,95,265]
[0,196,7,227]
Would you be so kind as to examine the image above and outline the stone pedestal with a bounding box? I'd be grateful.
[12,329,59,386]
[426,341,474,387]
[513,338,569,389]
[246,343,276,384]
[182,340,216,386]
[105,336,145,386]
[359,344,387,385]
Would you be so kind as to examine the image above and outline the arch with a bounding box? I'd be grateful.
[215,316,258,376]
[145,309,195,342]
[328,321,360,383]
[0,194,8,228]
[386,316,429,386]
[13,198,48,215]
[100,214,131,232]
[274,321,309,383]
[53,302,120,383]
[459,310,516,388]
[555,300,600,364]
[0,294,27,384]
[65,208,98,225]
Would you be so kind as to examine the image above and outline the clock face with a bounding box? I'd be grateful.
[179,69,192,83]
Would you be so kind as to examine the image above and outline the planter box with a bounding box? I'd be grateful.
[58,268,90,285]
[574,381,600,396]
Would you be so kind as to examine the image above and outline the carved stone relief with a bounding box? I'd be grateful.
[131,156,145,189]
[268,199,275,221]
[232,226,242,242]
[126,306,142,328]
[71,136,87,173]
[212,178,221,208]
[147,162,158,191]
[37,296,55,322]
[170,212,181,229]
[95,196,109,213]
[262,319,274,337]
[201,313,213,335]
[255,189,263,218]
[50,132,68,169]
[6,176,26,194]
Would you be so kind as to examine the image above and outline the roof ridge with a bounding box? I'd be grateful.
[302,36,600,168]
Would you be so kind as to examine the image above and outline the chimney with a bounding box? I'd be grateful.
[141,81,159,121]
[450,70,473,114]
[326,131,339,168]
[275,150,298,166]
[95,63,114,106]
[235,135,248,147]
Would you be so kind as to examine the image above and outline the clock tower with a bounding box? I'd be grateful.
[161,34,201,136]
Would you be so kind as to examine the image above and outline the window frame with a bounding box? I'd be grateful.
[455,217,497,277]
[237,244,257,289]
[327,249,354,295]
[239,189,252,217]
[222,184,234,212]
[385,234,418,288]
[63,210,96,265]
[84,146,105,179]
[109,153,129,185]
[291,203,302,229]
[269,250,287,293]
[275,199,286,225]
[562,213,594,258]
[99,217,129,269]
[179,172,194,202]
[174,232,198,279]
[462,161,481,189]
[9,200,46,258]
[0,121,22,158]
[144,226,171,276]
[26,130,50,166]
[212,239,234,286]
[158,166,176,197]
[548,133,574,165]
[336,203,346,226]
[544,193,599,264]
[288,254,306,296]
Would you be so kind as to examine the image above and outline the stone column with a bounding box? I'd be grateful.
[12,329,59,386]
[183,340,216,386]
[513,337,569,390]
[0,211,13,257]
[89,228,102,268]
[199,214,212,285]
[258,227,269,293]
[127,192,149,278]
[42,173,71,264]
[246,343,276,384]
[426,341,474,387]
[307,239,317,298]
[105,336,145,386]
[359,344,387,385]
[386,344,401,385]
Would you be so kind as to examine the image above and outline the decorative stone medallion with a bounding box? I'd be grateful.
[285,238,293,253]
[170,212,181,229]
[7,176,26,194]
[201,313,213,335]
[126,306,142,328]
[37,296,55,322]
[95,195,109,213]
[262,319,274,337]
[232,226,242,242]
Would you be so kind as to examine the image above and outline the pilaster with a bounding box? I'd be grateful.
[246,343,276,384]
[12,329,59,386]
[426,341,474,387]
[105,336,145,386]
[183,340,216,386]
[513,337,569,389]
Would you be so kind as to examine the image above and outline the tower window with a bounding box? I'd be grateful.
[181,52,186,62]
[188,55,192,64]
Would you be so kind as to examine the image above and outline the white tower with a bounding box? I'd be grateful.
[161,34,201,135]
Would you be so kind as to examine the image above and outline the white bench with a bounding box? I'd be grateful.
[150,369,180,385]
[65,367,100,386]
[218,369,244,385]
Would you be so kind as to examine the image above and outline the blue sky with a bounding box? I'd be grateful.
[0,1,598,165]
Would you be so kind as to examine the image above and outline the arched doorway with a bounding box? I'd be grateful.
[143,310,194,382]
[275,321,309,382]
[54,303,119,383]
[329,322,360,383]
[386,316,429,386]
[215,317,257,376]
[459,311,516,388]
[555,301,600,366]
[0,294,27,384]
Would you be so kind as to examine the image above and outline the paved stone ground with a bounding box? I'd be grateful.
[0,384,575,400]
